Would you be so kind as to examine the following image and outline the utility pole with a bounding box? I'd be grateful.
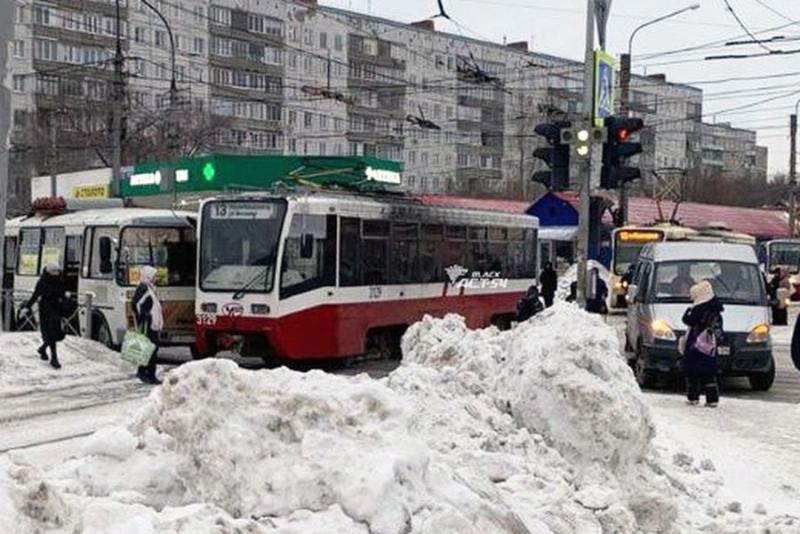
[111,0,124,198]
[619,53,631,225]
[576,0,595,307]
[0,0,12,329]
[518,94,525,198]
[790,113,797,237]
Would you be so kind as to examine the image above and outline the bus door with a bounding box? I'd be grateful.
[81,226,120,344]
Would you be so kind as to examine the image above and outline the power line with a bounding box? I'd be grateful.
[751,0,795,23]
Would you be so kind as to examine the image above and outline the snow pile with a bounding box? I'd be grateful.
[1,305,797,533]
[555,260,610,301]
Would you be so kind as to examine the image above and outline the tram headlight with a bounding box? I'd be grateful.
[201,302,218,313]
[251,304,271,315]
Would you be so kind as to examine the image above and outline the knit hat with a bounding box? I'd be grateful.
[44,262,62,274]
[690,280,714,305]
[140,265,158,285]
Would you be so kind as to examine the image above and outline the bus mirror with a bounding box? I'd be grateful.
[99,237,113,274]
[300,234,314,259]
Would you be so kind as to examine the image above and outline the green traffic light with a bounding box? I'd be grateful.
[202,162,216,182]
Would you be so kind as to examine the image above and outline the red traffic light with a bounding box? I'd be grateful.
[617,129,630,142]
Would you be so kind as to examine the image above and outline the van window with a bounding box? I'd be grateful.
[650,260,765,305]
[635,263,651,302]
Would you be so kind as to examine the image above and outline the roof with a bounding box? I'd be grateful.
[414,195,532,214]
[644,242,758,263]
[626,198,789,239]
[552,192,580,212]
[10,209,195,229]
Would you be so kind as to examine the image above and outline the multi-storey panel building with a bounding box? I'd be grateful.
[6,0,768,213]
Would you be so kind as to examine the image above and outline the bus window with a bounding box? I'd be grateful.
[17,229,41,276]
[89,227,118,280]
[3,237,17,290]
[41,228,66,271]
[280,215,336,298]
[65,235,81,293]
[339,217,361,287]
[119,227,196,286]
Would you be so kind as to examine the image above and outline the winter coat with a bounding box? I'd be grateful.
[132,266,164,341]
[26,273,67,344]
[516,290,543,322]
[682,297,724,375]
[791,314,800,372]
[539,269,558,297]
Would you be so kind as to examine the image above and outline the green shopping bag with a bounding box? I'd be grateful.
[121,328,156,367]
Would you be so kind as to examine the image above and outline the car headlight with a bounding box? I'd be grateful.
[747,323,770,344]
[651,319,676,341]
[622,280,629,289]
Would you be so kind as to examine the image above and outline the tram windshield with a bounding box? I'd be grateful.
[768,242,800,274]
[200,200,287,292]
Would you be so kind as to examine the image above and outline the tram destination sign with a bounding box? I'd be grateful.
[210,202,277,220]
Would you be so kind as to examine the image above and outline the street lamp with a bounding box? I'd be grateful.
[140,0,178,107]
[618,3,699,226]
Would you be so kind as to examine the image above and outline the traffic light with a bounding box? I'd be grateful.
[532,120,570,191]
[601,116,644,190]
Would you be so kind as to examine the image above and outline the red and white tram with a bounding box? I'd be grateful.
[194,191,538,361]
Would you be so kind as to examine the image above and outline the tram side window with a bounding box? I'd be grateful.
[419,224,443,282]
[444,225,467,270]
[468,226,489,274]
[363,219,390,285]
[340,217,361,287]
[390,222,419,284]
[280,214,337,298]
[17,229,41,276]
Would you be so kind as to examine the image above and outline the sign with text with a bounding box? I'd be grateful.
[72,184,109,199]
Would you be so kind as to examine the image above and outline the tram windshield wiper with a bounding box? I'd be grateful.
[232,256,273,300]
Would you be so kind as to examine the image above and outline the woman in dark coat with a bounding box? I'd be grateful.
[682,280,724,406]
[539,262,558,308]
[24,263,67,369]
[132,265,163,385]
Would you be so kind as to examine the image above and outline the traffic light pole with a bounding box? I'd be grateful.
[619,53,631,225]
[790,113,797,238]
[576,0,595,307]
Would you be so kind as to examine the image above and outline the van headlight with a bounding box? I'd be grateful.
[746,323,770,344]
[651,319,676,341]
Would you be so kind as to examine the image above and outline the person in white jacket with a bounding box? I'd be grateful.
[131,265,164,384]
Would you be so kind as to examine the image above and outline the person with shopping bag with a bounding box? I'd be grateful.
[131,266,164,384]
[681,280,724,407]
[22,263,67,369]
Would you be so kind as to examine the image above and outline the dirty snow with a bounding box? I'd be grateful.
[0,304,798,533]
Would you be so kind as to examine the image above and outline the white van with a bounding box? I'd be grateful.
[625,242,774,391]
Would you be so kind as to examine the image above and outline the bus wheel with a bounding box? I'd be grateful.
[93,315,114,350]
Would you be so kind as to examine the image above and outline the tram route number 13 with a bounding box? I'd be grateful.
[368,286,382,299]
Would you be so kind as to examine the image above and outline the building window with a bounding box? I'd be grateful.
[12,40,24,58]
[304,112,313,128]
[288,138,297,153]
[334,34,343,51]
[193,37,204,55]
[34,5,52,26]
[210,5,231,25]
[194,5,204,23]
[12,75,25,93]
[319,116,328,130]
[303,28,313,46]
[155,30,165,47]
[319,32,328,49]
[15,4,23,23]
[33,39,58,61]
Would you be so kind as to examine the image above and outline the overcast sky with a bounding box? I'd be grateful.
[321,0,800,176]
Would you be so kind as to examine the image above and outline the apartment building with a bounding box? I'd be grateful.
[692,121,768,181]
[6,0,769,213]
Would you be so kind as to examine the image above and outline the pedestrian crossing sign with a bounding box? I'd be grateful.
[594,50,616,127]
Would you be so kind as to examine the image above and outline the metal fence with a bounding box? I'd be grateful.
[1,289,94,339]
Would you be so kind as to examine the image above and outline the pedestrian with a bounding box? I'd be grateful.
[516,285,544,322]
[132,265,163,385]
[539,262,558,308]
[681,280,724,407]
[23,263,67,369]
[791,307,800,372]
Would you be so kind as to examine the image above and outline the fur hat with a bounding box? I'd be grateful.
[140,265,158,285]
[690,280,714,305]
[44,262,62,274]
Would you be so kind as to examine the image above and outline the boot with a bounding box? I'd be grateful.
[136,367,149,384]
[50,357,61,369]
[38,347,49,360]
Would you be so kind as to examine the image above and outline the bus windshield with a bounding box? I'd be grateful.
[769,242,800,274]
[650,260,765,305]
[118,226,197,287]
[612,230,664,275]
[199,200,287,292]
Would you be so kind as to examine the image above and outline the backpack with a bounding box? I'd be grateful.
[693,328,717,356]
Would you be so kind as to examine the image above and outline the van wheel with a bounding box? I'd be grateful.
[93,316,114,350]
[634,342,658,389]
[748,357,776,391]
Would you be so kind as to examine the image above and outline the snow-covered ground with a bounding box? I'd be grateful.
[1,305,798,533]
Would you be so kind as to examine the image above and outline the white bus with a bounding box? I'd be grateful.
[8,207,197,349]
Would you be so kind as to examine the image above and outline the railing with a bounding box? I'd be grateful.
[1,289,94,339]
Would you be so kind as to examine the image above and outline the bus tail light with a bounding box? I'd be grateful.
[201,303,218,313]
[251,304,270,315]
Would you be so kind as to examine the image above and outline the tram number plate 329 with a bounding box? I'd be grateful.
[368,286,383,299]
[197,313,217,326]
